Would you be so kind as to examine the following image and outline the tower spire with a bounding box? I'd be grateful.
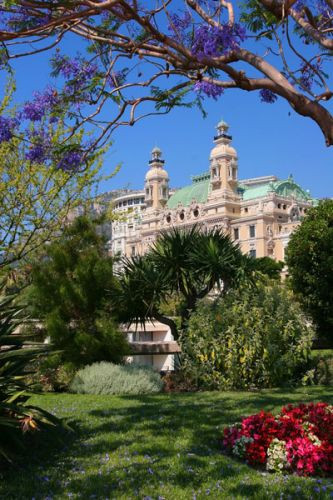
[145,146,169,210]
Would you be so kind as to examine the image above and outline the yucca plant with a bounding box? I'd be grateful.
[117,225,254,340]
[0,289,61,463]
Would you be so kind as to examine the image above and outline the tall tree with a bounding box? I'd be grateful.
[28,216,129,366]
[0,1,332,145]
[286,199,333,343]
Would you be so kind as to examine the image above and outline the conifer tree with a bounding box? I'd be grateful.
[28,216,128,367]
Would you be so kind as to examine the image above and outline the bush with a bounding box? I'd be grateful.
[27,354,77,392]
[70,362,164,395]
[311,350,333,385]
[181,280,314,390]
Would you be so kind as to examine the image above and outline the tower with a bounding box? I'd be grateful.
[209,120,238,198]
[145,146,169,210]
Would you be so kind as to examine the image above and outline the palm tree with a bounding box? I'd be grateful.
[116,226,252,340]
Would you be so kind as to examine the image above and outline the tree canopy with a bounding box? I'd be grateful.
[286,199,333,342]
[0,1,332,147]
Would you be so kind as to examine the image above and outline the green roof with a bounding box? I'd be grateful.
[167,172,210,209]
[167,173,313,209]
[239,177,313,202]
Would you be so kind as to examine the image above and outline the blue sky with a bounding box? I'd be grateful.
[3,36,332,200]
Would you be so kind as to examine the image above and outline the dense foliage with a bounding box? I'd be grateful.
[223,402,333,477]
[28,216,129,367]
[252,257,284,280]
[70,362,164,395]
[117,226,252,339]
[0,1,332,146]
[286,200,333,343]
[182,280,314,389]
[0,291,61,463]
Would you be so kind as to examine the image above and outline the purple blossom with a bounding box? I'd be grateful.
[192,23,246,60]
[22,86,60,121]
[53,53,98,88]
[299,59,322,91]
[0,115,18,143]
[57,150,83,171]
[108,70,127,88]
[259,89,277,104]
[168,11,191,32]
[25,130,51,163]
[194,81,224,99]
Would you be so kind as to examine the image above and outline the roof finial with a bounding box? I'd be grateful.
[216,119,229,134]
[151,145,162,161]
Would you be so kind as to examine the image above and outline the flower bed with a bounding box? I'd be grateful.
[223,402,333,477]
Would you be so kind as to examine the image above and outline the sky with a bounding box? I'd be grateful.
[2,28,332,200]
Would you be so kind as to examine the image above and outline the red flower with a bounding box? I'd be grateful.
[222,402,333,477]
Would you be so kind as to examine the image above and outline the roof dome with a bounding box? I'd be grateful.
[217,119,229,130]
[210,142,237,158]
[145,166,169,181]
[152,146,161,154]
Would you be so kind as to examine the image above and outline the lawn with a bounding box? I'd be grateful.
[1,387,333,499]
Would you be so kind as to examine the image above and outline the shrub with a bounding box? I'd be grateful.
[311,350,333,386]
[70,362,164,395]
[182,280,314,390]
[27,354,77,392]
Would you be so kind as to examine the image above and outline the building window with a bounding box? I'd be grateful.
[179,212,185,221]
[277,203,281,209]
[166,215,171,223]
[233,228,239,240]
[249,225,256,238]
[193,209,199,218]
[244,207,248,213]
[249,249,256,258]
[283,204,287,210]
[131,246,136,256]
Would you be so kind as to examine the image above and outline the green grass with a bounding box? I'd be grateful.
[1,387,333,499]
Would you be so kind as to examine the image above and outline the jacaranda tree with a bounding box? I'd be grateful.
[0,79,111,270]
[0,1,332,146]
[116,225,253,340]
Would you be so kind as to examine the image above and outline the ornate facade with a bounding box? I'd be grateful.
[112,120,315,263]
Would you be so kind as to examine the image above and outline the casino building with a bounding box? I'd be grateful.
[111,120,315,263]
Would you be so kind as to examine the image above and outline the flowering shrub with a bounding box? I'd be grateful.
[223,402,333,477]
[182,280,314,390]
